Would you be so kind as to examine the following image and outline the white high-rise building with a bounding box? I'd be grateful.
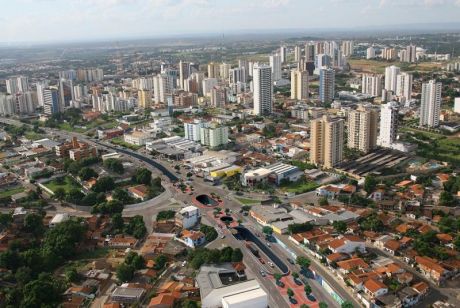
[341,41,354,57]
[219,63,231,81]
[454,98,460,114]
[294,46,302,62]
[384,65,401,92]
[253,64,273,116]
[269,54,282,81]
[238,59,249,80]
[419,80,442,127]
[347,104,378,153]
[366,47,376,59]
[0,94,15,116]
[202,78,218,97]
[395,72,413,100]
[6,76,29,94]
[404,45,417,63]
[362,74,383,97]
[378,101,399,147]
[184,120,206,142]
[153,74,173,104]
[290,69,309,101]
[36,81,49,107]
[200,124,229,148]
[229,67,246,84]
[280,45,287,63]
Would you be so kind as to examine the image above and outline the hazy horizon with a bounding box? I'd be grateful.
[1,0,460,44]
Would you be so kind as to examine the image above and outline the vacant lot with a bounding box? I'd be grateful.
[44,176,81,194]
[0,186,25,198]
[348,59,443,74]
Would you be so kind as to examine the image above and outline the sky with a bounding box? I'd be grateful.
[1,0,460,43]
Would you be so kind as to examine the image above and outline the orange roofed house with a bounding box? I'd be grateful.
[415,256,450,285]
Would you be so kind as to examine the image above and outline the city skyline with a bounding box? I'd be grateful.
[1,0,460,43]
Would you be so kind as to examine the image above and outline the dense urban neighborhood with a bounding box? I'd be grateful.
[1,12,460,308]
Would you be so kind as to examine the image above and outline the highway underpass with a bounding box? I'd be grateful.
[233,226,289,275]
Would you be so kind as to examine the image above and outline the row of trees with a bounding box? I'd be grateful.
[187,247,243,270]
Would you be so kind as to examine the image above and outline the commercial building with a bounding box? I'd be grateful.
[319,68,335,103]
[419,80,442,127]
[252,64,273,115]
[361,74,382,97]
[242,162,303,186]
[43,87,60,115]
[175,205,201,230]
[196,264,267,308]
[378,101,399,148]
[310,115,344,168]
[210,87,227,108]
[124,130,155,146]
[291,69,309,101]
[347,104,378,153]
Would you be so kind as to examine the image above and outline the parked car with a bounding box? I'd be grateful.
[260,270,266,277]
[268,262,274,268]
[287,258,295,265]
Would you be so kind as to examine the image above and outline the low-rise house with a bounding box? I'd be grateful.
[106,235,138,249]
[336,258,369,276]
[111,284,148,304]
[128,184,149,201]
[179,230,205,248]
[415,256,449,285]
[363,278,388,299]
[398,286,419,307]
[49,213,70,228]
[412,281,429,297]
[328,235,366,254]
[383,239,401,256]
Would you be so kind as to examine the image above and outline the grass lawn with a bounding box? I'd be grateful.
[280,179,319,194]
[24,131,44,141]
[235,197,261,205]
[111,137,142,150]
[44,176,81,194]
[0,186,25,198]
[58,123,86,133]
[348,59,443,74]
[402,128,460,166]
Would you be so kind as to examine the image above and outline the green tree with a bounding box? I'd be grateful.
[64,267,79,283]
[319,197,329,206]
[124,215,146,239]
[125,252,145,270]
[92,176,115,193]
[65,189,85,205]
[116,263,134,282]
[15,266,32,286]
[111,213,124,231]
[23,213,44,236]
[54,187,66,200]
[439,191,456,206]
[104,158,124,174]
[296,256,311,269]
[133,168,152,185]
[154,254,168,270]
[341,301,354,308]
[0,213,12,231]
[364,175,377,194]
[319,302,328,308]
[332,221,347,234]
[304,284,312,295]
[78,167,98,181]
[22,273,64,308]
[300,305,310,308]
[287,288,294,298]
[182,300,199,308]
[112,188,133,204]
[231,248,243,262]
[292,272,299,279]
[262,226,273,236]
[274,273,282,282]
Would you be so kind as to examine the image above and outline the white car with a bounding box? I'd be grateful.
[268,262,274,268]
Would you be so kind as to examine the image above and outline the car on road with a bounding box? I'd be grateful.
[294,278,303,286]
[220,235,225,239]
[287,258,295,265]
[181,261,187,267]
[266,242,271,247]
[268,262,274,268]
[307,294,316,302]
[260,270,266,277]
[289,297,298,304]
[276,280,285,287]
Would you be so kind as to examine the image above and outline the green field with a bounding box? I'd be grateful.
[402,128,460,166]
[110,137,142,150]
[348,59,443,74]
[0,186,25,198]
[235,197,261,205]
[44,176,81,194]
[280,179,319,194]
